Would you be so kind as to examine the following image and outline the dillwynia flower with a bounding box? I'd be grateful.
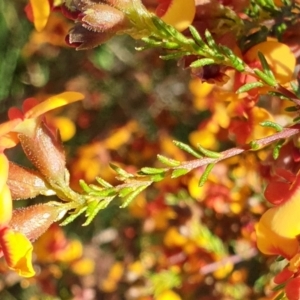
[256,169,300,259]
[64,0,195,49]
[0,92,83,277]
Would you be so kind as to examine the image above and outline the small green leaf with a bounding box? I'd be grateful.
[257,51,276,81]
[198,163,214,187]
[260,121,283,132]
[189,58,215,68]
[189,26,206,48]
[159,51,191,60]
[140,167,166,175]
[141,37,162,46]
[273,140,285,160]
[79,180,93,193]
[285,106,299,112]
[60,206,87,226]
[254,68,277,87]
[120,184,150,208]
[236,81,264,93]
[290,81,300,95]
[95,177,112,188]
[204,30,223,59]
[83,197,114,226]
[157,154,181,167]
[161,41,180,49]
[173,140,203,158]
[220,46,245,72]
[110,163,134,178]
[171,168,190,178]
[269,91,292,100]
[119,187,134,197]
[250,141,260,150]
[272,283,285,292]
[88,187,117,197]
[151,16,190,44]
[150,173,166,182]
[197,144,222,158]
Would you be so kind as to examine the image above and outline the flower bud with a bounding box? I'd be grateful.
[7,162,55,200]
[66,23,114,50]
[9,203,66,242]
[81,4,128,32]
[18,122,67,188]
[64,1,134,49]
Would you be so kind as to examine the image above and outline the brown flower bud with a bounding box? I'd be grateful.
[81,4,128,32]
[7,162,55,200]
[65,2,131,49]
[9,203,66,242]
[18,122,68,188]
[66,23,114,49]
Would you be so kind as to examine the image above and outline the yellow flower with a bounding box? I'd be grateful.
[0,91,83,278]
[245,41,296,84]
[256,179,300,259]
[156,0,196,32]
[0,228,34,277]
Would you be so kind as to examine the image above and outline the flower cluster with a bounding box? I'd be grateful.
[0,92,83,277]
[3,0,300,299]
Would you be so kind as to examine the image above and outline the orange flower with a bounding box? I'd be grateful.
[156,0,196,31]
[244,41,296,85]
[0,120,35,277]
[0,92,83,277]
[256,173,300,259]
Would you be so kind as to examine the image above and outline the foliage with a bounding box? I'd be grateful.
[1,0,300,299]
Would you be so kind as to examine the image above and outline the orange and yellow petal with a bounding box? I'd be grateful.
[0,154,9,191]
[0,228,35,277]
[24,92,84,119]
[30,0,51,32]
[0,185,12,227]
[157,0,195,32]
[51,116,76,141]
[255,189,300,258]
[255,219,298,259]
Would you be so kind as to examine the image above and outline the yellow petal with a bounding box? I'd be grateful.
[0,228,35,277]
[161,0,195,32]
[255,189,300,258]
[255,218,298,258]
[51,117,76,141]
[0,185,12,226]
[30,0,51,32]
[0,154,9,191]
[25,92,84,119]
